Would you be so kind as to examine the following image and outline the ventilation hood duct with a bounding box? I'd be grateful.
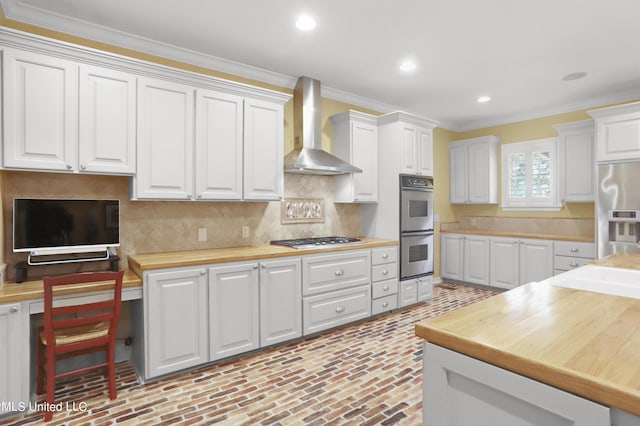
[284,77,362,175]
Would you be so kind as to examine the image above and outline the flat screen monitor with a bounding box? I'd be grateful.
[13,198,120,255]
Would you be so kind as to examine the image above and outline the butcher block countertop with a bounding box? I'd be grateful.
[0,269,142,304]
[415,279,640,416]
[440,228,594,243]
[128,237,397,274]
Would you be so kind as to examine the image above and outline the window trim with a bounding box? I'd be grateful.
[501,137,561,211]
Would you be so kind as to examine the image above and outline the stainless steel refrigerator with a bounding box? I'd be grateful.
[597,162,640,257]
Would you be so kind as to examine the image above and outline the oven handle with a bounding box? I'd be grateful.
[401,187,433,192]
[401,230,434,237]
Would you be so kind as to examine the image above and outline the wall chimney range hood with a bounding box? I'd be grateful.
[284,77,362,175]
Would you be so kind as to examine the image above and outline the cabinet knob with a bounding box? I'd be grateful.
[253,264,259,269]
[197,194,202,199]
[570,261,579,267]
[261,263,267,268]
[382,269,389,275]
[382,302,389,308]
[335,306,346,313]
[382,253,389,259]
[570,247,579,253]
[200,270,206,276]
[335,269,344,276]
[187,194,192,199]
[66,164,73,170]
[80,163,86,170]
[9,306,18,313]
[383,285,389,291]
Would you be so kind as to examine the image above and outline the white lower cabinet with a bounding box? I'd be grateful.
[208,261,260,361]
[440,233,464,281]
[371,246,398,314]
[259,258,302,347]
[302,249,371,335]
[424,342,611,426]
[0,302,28,415]
[490,237,554,289]
[440,233,490,285]
[554,241,595,275]
[145,266,209,378]
[398,276,432,308]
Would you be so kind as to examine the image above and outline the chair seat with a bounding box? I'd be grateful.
[39,321,110,346]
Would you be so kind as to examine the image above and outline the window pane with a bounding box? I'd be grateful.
[509,153,526,198]
[532,151,551,198]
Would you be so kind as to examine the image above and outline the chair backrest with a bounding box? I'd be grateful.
[42,271,124,347]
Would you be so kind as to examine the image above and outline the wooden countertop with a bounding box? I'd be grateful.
[440,228,595,243]
[0,269,142,304]
[415,281,640,416]
[591,253,640,270]
[128,238,398,273]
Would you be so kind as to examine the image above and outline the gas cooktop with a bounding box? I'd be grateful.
[270,236,362,249]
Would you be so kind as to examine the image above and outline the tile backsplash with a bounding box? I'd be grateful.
[2,171,360,280]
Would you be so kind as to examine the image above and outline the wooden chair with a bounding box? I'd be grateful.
[36,270,124,422]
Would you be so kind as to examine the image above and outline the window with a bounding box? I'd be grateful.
[501,138,560,211]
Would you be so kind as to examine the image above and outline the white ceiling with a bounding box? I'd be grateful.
[3,0,640,131]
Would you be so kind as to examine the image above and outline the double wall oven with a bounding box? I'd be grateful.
[399,174,434,280]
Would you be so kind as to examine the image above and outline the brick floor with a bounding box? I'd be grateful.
[1,282,497,425]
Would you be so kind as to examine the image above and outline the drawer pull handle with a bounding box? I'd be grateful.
[570,261,579,267]
[382,302,389,308]
[382,253,389,259]
[382,269,389,275]
[335,269,344,276]
[335,306,346,313]
[570,247,579,253]
[383,285,389,291]
[9,306,18,313]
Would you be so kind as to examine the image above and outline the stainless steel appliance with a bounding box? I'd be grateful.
[597,162,640,257]
[399,174,434,280]
[270,236,362,249]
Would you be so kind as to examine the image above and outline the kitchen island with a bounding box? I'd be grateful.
[415,259,640,425]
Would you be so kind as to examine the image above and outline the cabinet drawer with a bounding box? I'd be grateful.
[372,278,398,299]
[372,294,397,315]
[303,285,371,335]
[302,250,371,296]
[554,256,591,271]
[371,246,398,265]
[554,241,595,258]
[372,263,397,282]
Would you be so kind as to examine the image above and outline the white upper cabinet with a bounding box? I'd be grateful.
[553,119,595,202]
[449,136,499,204]
[589,101,640,163]
[331,110,379,203]
[134,77,195,200]
[3,48,78,171]
[195,89,244,200]
[243,98,284,201]
[378,111,438,177]
[3,48,136,174]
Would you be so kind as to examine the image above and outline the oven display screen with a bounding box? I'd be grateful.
[409,200,429,218]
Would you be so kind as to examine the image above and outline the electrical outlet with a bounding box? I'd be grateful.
[242,226,250,238]
[198,228,207,242]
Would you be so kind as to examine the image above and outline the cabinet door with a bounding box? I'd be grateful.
[417,276,433,301]
[79,64,136,174]
[3,48,77,171]
[243,99,283,200]
[596,113,640,162]
[135,77,194,199]
[0,303,27,415]
[449,145,467,204]
[490,237,520,289]
[400,124,418,174]
[560,125,595,202]
[260,258,302,347]
[209,262,260,360]
[398,279,418,307]
[467,142,492,203]
[440,234,464,281]
[351,120,378,202]
[195,89,243,200]
[417,127,433,177]
[519,238,554,285]
[424,342,610,426]
[146,267,208,378]
[463,235,490,285]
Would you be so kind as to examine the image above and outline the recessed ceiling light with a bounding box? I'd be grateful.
[295,14,316,31]
[399,60,417,73]
[477,95,491,103]
[561,72,588,81]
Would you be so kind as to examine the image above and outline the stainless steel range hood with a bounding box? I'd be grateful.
[284,77,362,175]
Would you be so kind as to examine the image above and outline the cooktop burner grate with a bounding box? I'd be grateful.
[270,236,361,249]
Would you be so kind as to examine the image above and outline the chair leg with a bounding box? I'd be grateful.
[44,347,55,422]
[35,335,44,395]
[107,344,116,399]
